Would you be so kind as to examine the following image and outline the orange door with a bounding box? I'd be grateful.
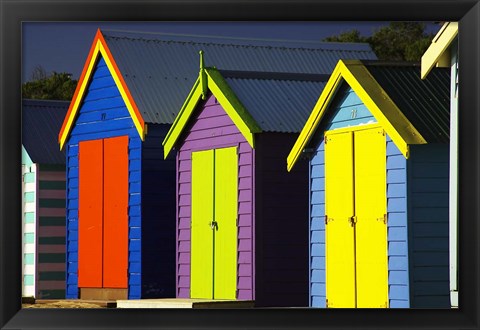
[78,136,129,289]
[103,136,129,288]
[78,139,104,288]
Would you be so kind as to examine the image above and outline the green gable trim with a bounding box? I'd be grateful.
[39,181,65,190]
[38,237,66,245]
[24,275,34,286]
[25,213,35,224]
[22,146,33,167]
[39,217,65,227]
[24,253,35,265]
[163,66,261,158]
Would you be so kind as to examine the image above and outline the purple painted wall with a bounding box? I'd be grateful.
[176,93,254,300]
[254,133,309,307]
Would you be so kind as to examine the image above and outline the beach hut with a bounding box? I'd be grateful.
[162,54,328,307]
[287,60,451,308]
[421,22,459,308]
[22,99,69,299]
[59,29,376,300]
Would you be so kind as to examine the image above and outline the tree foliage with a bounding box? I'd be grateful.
[22,68,78,100]
[324,22,436,62]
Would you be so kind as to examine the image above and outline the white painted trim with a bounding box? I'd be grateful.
[23,286,35,297]
[24,244,36,254]
[449,42,459,306]
[24,265,35,275]
[24,182,36,192]
[450,291,459,308]
[24,223,35,234]
[24,203,36,213]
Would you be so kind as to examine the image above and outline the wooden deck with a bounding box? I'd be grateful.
[116,298,254,309]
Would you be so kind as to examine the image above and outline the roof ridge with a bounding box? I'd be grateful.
[219,69,330,82]
[102,30,372,52]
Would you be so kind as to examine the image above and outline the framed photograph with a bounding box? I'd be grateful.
[1,0,479,329]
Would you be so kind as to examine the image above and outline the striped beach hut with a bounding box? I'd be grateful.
[22,99,68,299]
[421,22,459,307]
[59,29,376,300]
[162,54,327,307]
[287,60,451,308]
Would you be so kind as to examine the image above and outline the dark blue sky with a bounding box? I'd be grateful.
[22,21,442,82]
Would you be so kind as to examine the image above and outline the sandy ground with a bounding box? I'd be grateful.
[22,301,106,308]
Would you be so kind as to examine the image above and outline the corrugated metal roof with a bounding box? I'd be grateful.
[222,71,327,133]
[102,30,377,125]
[22,99,69,164]
[364,62,450,143]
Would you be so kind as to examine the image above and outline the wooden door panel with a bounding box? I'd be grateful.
[78,139,104,288]
[191,149,215,298]
[325,131,356,308]
[354,128,388,308]
[103,136,129,288]
[213,147,238,300]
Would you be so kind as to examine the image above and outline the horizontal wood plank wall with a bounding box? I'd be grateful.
[22,163,37,297]
[408,144,449,308]
[254,133,309,307]
[386,137,410,308]
[36,165,66,299]
[66,56,142,299]
[176,93,254,300]
[141,124,176,298]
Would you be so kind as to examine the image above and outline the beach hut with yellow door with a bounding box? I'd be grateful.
[163,54,329,307]
[287,60,451,308]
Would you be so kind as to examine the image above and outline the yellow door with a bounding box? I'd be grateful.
[325,131,356,308]
[191,147,238,299]
[213,147,238,299]
[325,125,388,308]
[191,149,215,299]
[354,128,388,308]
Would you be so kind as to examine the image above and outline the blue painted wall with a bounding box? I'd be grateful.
[140,124,176,298]
[65,56,142,299]
[308,83,410,307]
[407,144,450,308]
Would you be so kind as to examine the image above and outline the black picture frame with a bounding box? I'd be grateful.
[1,0,479,329]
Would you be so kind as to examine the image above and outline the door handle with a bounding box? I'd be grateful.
[210,220,218,231]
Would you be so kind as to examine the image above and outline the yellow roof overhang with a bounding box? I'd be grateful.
[421,22,458,79]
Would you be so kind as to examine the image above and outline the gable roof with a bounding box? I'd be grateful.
[102,30,375,127]
[421,22,458,79]
[58,29,145,150]
[23,99,69,164]
[287,60,450,171]
[162,54,329,158]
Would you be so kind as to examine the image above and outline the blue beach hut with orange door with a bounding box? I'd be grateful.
[287,60,451,308]
[60,29,376,300]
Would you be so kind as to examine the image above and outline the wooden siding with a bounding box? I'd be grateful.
[66,56,142,299]
[308,84,411,307]
[176,93,254,300]
[408,144,450,308]
[22,162,37,297]
[386,137,410,308]
[254,133,309,307]
[141,124,176,298]
[37,165,66,299]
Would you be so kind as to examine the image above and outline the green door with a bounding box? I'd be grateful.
[191,147,238,299]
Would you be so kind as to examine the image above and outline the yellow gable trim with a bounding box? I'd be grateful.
[421,22,458,79]
[287,60,426,171]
